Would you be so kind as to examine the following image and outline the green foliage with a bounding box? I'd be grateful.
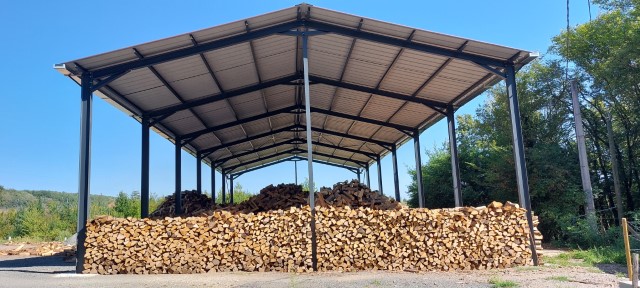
[546,246,626,267]
[488,277,518,287]
[215,182,254,204]
[0,186,162,241]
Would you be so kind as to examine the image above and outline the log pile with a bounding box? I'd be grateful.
[315,201,542,272]
[0,242,73,257]
[150,190,217,218]
[221,184,308,213]
[83,201,542,274]
[317,180,402,210]
[84,208,312,274]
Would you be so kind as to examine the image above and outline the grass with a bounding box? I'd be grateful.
[545,246,626,267]
[488,276,518,287]
[545,276,570,282]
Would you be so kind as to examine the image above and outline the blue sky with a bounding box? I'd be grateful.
[0,1,596,200]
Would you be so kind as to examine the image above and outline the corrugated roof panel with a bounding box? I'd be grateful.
[108,68,163,96]
[135,34,193,59]
[152,55,220,101]
[419,78,471,101]
[359,95,405,122]
[378,51,448,95]
[242,118,271,135]
[127,85,181,111]
[411,30,468,52]
[216,126,246,143]
[191,21,246,44]
[390,102,434,127]
[360,18,414,40]
[194,101,238,127]
[464,41,519,60]
[203,42,259,90]
[330,88,368,115]
[264,85,296,110]
[322,116,353,133]
[252,35,297,81]
[342,40,401,87]
[316,133,342,145]
[160,111,207,134]
[374,126,404,143]
[309,6,362,29]
[192,135,221,151]
[270,113,295,130]
[73,49,137,71]
[308,34,352,80]
[348,122,379,138]
[309,84,334,109]
[227,91,266,118]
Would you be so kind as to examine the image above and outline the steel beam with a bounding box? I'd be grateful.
[414,131,425,208]
[376,155,383,195]
[305,20,507,68]
[141,117,150,218]
[308,75,447,112]
[309,126,393,150]
[505,65,538,265]
[196,152,202,194]
[76,73,92,274]
[200,126,295,155]
[392,146,400,202]
[175,140,182,215]
[310,107,413,135]
[447,107,463,207]
[91,20,304,78]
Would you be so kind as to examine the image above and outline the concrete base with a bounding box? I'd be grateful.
[619,279,634,288]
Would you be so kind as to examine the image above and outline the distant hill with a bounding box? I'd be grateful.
[0,186,115,211]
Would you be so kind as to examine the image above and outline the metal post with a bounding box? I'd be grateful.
[221,170,226,204]
[174,139,182,215]
[295,160,298,185]
[505,65,538,265]
[196,153,202,194]
[302,31,317,272]
[211,164,216,203]
[392,146,400,202]
[229,175,234,204]
[414,131,425,208]
[376,155,383,195]
[76,73,92,274]
[141,117,150,218]
[357,170,361,182]
[365,164,371,188]
[447,106,463,207]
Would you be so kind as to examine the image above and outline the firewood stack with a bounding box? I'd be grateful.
[83,201,542,274]
[315,201,542,272]
[316,180,403,210]
[150,190,217,218]
[221,184,308,213]
[84,207,312,274]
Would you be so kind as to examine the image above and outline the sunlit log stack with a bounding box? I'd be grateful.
[83,199,541,274]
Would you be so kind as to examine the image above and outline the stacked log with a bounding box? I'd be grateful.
[84,207,313,274]
[150,190,216,218]
[83,201,541,274]
[316,201,541,272]
[316,180,403,210]
[222,184,308,213]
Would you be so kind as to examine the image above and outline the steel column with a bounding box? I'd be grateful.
[447,107,463,207]
[366,164,371,188]
[76,73,92,274]
[294,160,298,185]
[302,31,317,272]
[211,165,216,203]
[392,146,400,202]
[357,170,361,182]
[196,153,202,194]
[229,175,234,204]
[221,170,226,204]
[505,65,538,265]
[414,132,425,208]
[174,140,182,215]
[376,155,383,195]
[141,117,150,218]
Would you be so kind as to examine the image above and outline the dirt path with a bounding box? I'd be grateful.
[0,254,624,288]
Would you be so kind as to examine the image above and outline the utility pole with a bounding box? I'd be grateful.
[570,80,597,230]
[606,114,624,224]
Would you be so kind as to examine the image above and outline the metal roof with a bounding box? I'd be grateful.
[55,3,537,174]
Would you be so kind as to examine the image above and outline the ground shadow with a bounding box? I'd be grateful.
[0,256,73,273]
[594,263,626,276]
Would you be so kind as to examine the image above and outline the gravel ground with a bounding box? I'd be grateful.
[0,254,623,288]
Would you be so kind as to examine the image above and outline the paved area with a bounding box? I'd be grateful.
[0,255,622,288]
